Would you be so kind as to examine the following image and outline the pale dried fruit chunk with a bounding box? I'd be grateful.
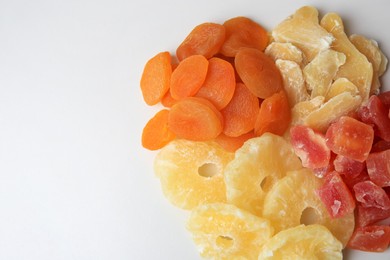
[304,91,362,132]
[320,13,373,101]
[262,169,355,246]
[154,139,234,209]
[275,59,309,107]
[272,6,334,62]
[224,133,302,216]
[265,42,304,65]
[303,49,346,98]
[258,224,343,260]
[291,96,325,126]
[187,203,273,260]
[325,78,359,101]
[350,34,388,95]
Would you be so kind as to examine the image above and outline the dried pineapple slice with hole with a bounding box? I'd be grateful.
[275,59,309,107]
[272,6,334,62]
[350,34,388,95]
[325,78,359,101]
[154,139,234,209]
[320,13,373,101]
[304,91,362,133]
[224,133,302,217]
[265,42,304,66]
[262,169,355,246]
[303,49,346,98]
[187,203,273,260]
[257,224,343,260]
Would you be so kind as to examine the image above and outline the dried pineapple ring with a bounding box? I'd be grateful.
[154,139,234,209]
[272,6,334,62]
[320,13,373,101]
[263,169,355,246]
[258,224,343,260]
[224,133,302,216]
[187,203,273,260]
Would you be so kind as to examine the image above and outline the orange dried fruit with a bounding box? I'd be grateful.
[154,139,234,209]
[187,203,273,260]
[320,13,373,101]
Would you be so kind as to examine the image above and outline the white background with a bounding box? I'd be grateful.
[0,0,389,259]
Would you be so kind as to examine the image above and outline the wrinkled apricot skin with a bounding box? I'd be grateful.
[220,17,268,57]
[235,48,283,99]
[170,55,209,100]
[140,51,172,105]
[176,23,226,61]
[168,97,223,141]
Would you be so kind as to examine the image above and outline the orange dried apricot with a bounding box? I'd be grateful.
[142,109,176,150]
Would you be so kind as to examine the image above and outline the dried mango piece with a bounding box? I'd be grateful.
[325,78,359,101]
[275,59,309,107]
[187,203,273,260]
[320,13,373,101]
[272,6,334,62]
[303,49,346,98]
[350,34,388,95]
[265,42,304,65]
[304,92,362,132]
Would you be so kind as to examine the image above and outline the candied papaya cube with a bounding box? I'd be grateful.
[290,125,330,169]
[366,149,390,187]
[353,181,390,210]
[347,225,390,252]
[333,154,365,177]
[358,95,390,141]
[317,171,356,218]
[325,116,374,162]
[356,204,390,227]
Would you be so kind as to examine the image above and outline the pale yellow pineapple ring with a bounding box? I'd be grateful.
[187,203,273,260]
[258,224,343,260]
[154,139,234,209]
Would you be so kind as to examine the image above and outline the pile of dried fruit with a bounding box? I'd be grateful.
[140,6,390,259]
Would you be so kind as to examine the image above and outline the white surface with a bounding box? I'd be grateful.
[0,0,389,259]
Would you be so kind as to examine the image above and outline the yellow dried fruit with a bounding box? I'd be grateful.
[224,133,302,216]
[350,34,388,95]
[320,13,373,101]
[275,59,309,107]
[262,169,355,246]
[303,49,346,98]
[258,224,343,260]
[304,91,362,132]
[154,139,234,209]
[272,6,334,62]
[265,42,304,65]
[187,203,273,260]
[325,78,359,101]
[291,96,325,126]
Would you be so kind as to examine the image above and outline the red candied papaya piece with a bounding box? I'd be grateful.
[325,116,374,162]
[366,149,390,187]
[290,125,330,169]
[353,180,390,210]
[333,154,365,176]
[316,171,356,218]
[140,51,172,105]
[221,82,259,137]
[347,225,390,252]
[371,139,390,152]
[220,17,268,57]
[170,55,209,100]
[235,47,283,99]
[195,57,236,110]
[356,204,390,227]
[176,23,225,61]
[358,95,390,141]
[378,90,390,109]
